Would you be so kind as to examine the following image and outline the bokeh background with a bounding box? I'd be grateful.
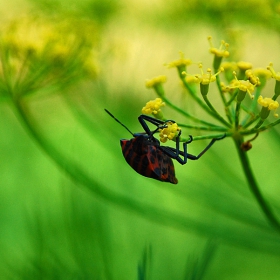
[1,0,280,279]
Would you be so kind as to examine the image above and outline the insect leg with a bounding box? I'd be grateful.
[186,134,226,160]
[159,134,226,164]
[138,115,175,136]
[159,133,192,165]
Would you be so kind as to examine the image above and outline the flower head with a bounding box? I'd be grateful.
[245,70,261,86]
[267,63,280,81]
[237,61,253,71]
[142,98,165,116]
[183,64,224,95]
[0,15,98,98]
[208,36,230,58]
[183,64,224,85]
[167,52,192,69]
[227,71,256,100]
[221,62,237,71]
[251,68,271,79]
[258,95,279,117]
[145,75,167,88]
[267,63,280,97]
[145,75,167,96]
[159,122,181,143]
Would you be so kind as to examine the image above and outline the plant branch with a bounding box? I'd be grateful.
[234,137,280,232]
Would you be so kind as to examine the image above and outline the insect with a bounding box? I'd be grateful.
[105,109,225,184]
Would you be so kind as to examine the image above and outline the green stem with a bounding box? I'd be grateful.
[235,102,241,128]
[241,87,262,127]
[180,132,229,142]
[226,90,239,106]
[234,137,280,232]
[202,94,231,127]
[215,75,232,124]
[179,70,217,115]
[160,95,219,127]
[242,115,260,129]
[254,119,265,129]
[215,75,227,105]
[177,123,227,132]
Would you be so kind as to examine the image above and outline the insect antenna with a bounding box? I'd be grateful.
[105,109,134,136]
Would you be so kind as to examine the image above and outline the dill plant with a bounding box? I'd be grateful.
[142,37,280,232]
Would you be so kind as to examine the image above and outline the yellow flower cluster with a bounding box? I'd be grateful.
[245,70,261,86]
[159,122,181,143]
[0,15,98,98]
[237,61,252,71]
[167,52,192,68]
[145,75,167,88]
[258,96,279,117]
[227,71,256,99]
[183,64,224,85]
[267,63,280,81]
[142,98,165,115]
[208,36,230,58]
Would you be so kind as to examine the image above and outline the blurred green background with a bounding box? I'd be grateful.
[1,0,280,279]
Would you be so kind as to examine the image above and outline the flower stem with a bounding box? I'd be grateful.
[201,94,231,127]
[234,137,280,232]
[159,95,219,127]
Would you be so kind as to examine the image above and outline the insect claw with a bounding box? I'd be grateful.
[185,135,193,144]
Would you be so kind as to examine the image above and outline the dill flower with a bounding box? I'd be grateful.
[167,52,192,69]
[208,36,230,58]
[245,70,261,86]
[267,63,280,97]
[208,36,229,70]
[159,122,181,143]
[258,95,279,118]
[0,15,98,99]
[237,61,253,71]
[227,71,256,100]
[145,75,167,88]
[221,61,238,83]
[145,75,167,97]
[183,64,224,95]
[142,98,165,119]
[237,61,253,79]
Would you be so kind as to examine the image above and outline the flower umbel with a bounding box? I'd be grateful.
[167,52,192,69]
[208,36,230,58]
[159,122,181,143]
[142,36,280,232]
[227,71,256,100]
[258,95,279,118]
[208,36,229,70]
[0,15,98,100]
[183,64,224,95]
[267,62,280,81]
[142,98,165,118]
[145,75,167,97]
[145,75,167,88]
[267,63,280,97]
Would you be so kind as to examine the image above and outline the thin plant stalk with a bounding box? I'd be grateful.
[234,137,280,232]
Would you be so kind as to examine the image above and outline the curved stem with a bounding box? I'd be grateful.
[234,137,280,232]
[201,95,231,127]
[159,95,219,127]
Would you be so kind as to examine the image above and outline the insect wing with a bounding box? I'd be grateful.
[120,137,178,184]
[120,137,151,178]
[157,151,178,184]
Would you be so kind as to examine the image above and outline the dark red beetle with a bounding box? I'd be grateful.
[105,109,224,184]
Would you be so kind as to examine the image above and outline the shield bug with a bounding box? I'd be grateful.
[105,109,225,184]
